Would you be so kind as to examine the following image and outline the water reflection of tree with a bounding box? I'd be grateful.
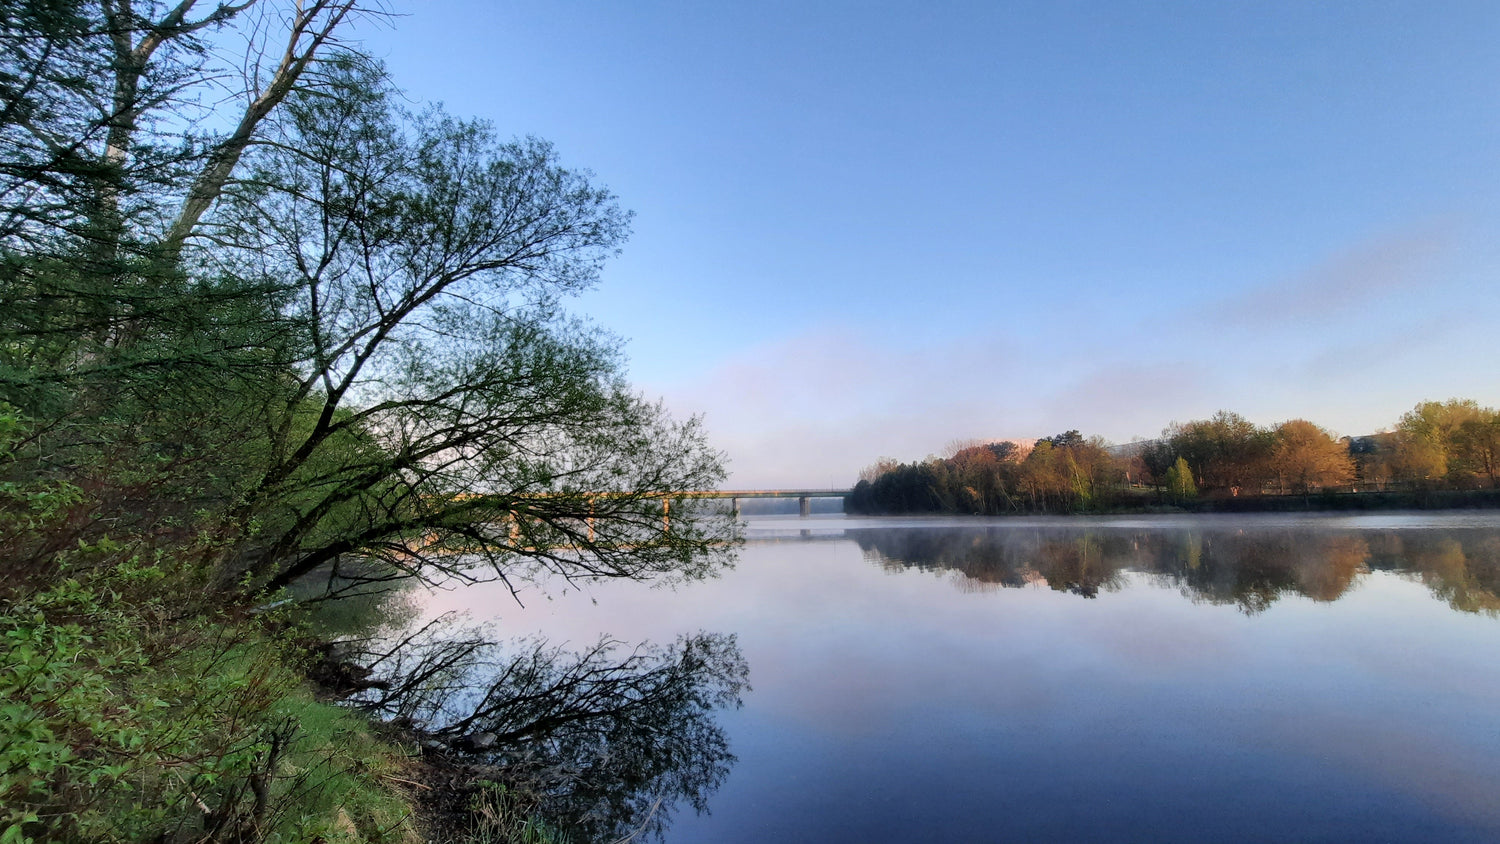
[1156,532,1368,613]
[1368,532,1500,615]
[318,609,747,842]
[854,527,1500,615]
[855,529,1128,598]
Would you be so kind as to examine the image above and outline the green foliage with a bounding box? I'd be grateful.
[1392,399,1500,488]
[0,571,418,843]
[454,782,574,844]
[1165,457,1197,502]
[3,1,736,603]
[0,406,82,544]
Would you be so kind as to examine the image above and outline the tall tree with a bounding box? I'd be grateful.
[0,1,378,581]
[1455,411,1500,487]
[206,57,736,593]
[1164,456,1197,502]
[1394,399,1486,487]
[0,6,737,599]
[1269,419,1354,495]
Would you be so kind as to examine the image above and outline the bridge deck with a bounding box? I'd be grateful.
[684,489,850,500]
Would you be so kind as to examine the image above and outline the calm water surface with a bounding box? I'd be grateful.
[423,512,1500,842]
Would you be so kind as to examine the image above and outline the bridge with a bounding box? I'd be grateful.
[484,489,854,543]
[474,488,852,547]
[684,488,852,517]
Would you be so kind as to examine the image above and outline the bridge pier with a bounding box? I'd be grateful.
[730,497,739,517]
[799,496,811,517]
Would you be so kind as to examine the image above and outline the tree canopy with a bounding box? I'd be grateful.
[1,1,738,600]
[1270,419,1354,495]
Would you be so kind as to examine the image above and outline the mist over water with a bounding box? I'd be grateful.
[427,513,1500,842]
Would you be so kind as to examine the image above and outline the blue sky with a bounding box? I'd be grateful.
[355,2,1500,487]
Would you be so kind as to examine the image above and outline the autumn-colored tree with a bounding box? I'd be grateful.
[1014,435,1115,512]
[849,398,1500,513]
[859,457,902,483]
[946,441,1022,514]
[1293,536,1370,602]
[1018,440,1064,511]
[1270,419,1355,495]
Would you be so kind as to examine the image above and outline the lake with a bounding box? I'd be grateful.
[420,512,1500,842]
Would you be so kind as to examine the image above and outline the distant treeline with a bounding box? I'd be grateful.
[847,399,1500,515]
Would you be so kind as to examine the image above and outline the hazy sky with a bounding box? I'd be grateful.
[355,2,1500,487]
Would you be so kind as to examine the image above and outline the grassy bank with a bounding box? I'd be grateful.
[0,560,582,844]
[0,562,420,843]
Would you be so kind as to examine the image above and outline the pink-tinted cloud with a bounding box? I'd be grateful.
[1206,220,1457,328]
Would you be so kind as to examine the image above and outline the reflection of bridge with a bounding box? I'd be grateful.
[686,489,851,517]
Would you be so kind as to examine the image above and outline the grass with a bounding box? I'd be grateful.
[457,782,575,844]
[0,562,423,844]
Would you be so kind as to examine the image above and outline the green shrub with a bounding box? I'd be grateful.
[0,572,418,843]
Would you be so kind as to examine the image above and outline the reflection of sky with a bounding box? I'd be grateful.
[418,517,1500,842]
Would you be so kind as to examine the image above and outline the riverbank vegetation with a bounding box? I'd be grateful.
[848,401,1500,515]
[1,3,741,841]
